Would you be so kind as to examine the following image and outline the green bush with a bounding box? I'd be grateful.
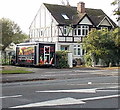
[55,51,69,68]
[83,53,92,67]
[1,58,10,65]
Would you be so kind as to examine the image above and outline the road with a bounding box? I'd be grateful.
[2,68,119,109]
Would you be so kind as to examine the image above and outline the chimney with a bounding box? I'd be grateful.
[66,0,70,6]
[77,2,85,13]
[67,1,70,6]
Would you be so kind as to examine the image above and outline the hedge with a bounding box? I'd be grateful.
[55,51,69,68]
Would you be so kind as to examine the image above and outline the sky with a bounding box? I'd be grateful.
[0,0,117,34]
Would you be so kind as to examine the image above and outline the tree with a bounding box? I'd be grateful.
[83,29,118,67]
[111,0,120,21]
[0,18,28,51]
[111,27,120,65]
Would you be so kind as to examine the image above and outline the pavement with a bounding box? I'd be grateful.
[1,65,119,83]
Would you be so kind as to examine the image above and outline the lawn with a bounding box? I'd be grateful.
[2,70,33,74]
[1,66,33,74]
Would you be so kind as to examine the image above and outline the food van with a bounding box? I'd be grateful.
[15,42,55,66]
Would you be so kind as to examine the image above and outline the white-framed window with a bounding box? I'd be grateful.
[101,27,108,31]
[74,45,81,56]
[74,25,89,36]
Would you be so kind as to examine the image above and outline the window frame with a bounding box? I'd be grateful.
[101,27,108,31]
[74,45,81,56]
[74,25,89,36]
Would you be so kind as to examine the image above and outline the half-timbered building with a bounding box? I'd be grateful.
[29,2,116,63]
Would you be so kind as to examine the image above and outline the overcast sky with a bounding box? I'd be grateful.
[0,0,117,34]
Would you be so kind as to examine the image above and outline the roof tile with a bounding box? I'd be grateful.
[44,3,116,27]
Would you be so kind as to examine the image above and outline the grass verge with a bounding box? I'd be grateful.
[2,70,33,74]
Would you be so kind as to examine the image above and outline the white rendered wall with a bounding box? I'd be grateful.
[29,4,58,42]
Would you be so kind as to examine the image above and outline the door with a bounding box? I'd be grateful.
[44,46,50,64]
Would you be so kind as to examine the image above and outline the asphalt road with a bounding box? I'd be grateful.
[2,67,118,83]
[2,68,120,109]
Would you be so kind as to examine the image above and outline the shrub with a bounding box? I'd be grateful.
[55,51,69,68]
[1,58,10,65]
[83,53,92,67]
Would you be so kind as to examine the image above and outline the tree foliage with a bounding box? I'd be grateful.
[111,27,120,64]
[111,0,120,21]
[0,18,28,51]
[83,28,120,67]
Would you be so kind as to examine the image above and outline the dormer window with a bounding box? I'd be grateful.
[62,14,69,19]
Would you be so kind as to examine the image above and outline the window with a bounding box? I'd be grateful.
[74,25,89,36]
[64,26,67,35]
[82,49,85,56]
[40,29,43,36]
[74,45,81,56]
[74,30,76,35]
[61,45,69,51]
[101,27,108,31]
[78,48,81,55]
[62,14,69,19]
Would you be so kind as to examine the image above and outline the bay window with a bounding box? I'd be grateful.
[74,25,89,36]
[74,44,85,56]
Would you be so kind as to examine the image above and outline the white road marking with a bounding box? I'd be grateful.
[36,89,96,93]
[96,90,118,92]
[95,86,119,90]
[10,94,119,108]
[80,94,120,101]
[36,86,119,93]
[0,95,22,99]
[10,97,85,108]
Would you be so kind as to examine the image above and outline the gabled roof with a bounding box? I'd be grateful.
[44,3,77,25]
[44,3,116,27]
